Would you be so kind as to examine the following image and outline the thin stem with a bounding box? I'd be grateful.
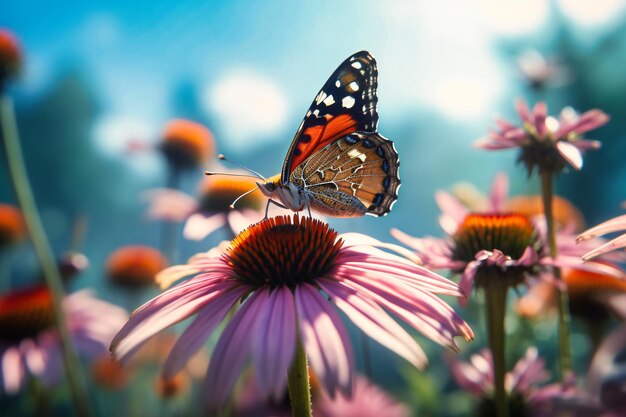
[540,170,571,378]
[484,277,509,417]
[287,338,312,417]
[0,94,93,417]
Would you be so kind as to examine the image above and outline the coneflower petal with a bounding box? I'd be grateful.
[339,272,473,348]
[205,290,266,409]
[1,346,24,394]
[162,287,244,379]
[319,279,428,369]
[577,214,626,241]
[253,287,297,400]
[112,280,234,362]
[296,283,354,397]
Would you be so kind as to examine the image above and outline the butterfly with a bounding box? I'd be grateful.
[218,51,400,218]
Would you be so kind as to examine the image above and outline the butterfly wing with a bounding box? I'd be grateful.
[290,132,400,217]
[281,51,378,183]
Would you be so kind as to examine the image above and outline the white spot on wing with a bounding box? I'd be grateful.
[351,61,362,69]
[315,91,327,105]
[335,80,341,88]
[342,96,356,109]
[348,148,366,162]
[323,94,335,106]
[349,81,360,92]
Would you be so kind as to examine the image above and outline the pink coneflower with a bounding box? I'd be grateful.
[111,214,473,410]
[476,99,609,175]
[145,173,265,241]
[393,174,623,299]
[0,286,127,393]
[448,347,600,417]
[577,212,626,260]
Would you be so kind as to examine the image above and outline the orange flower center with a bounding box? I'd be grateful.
[0,203,27,248]
[225,215,343,289]
[0,29,21,82]
[0,285,55,341]
[198,176,265,213]
[565,267,626,322]
[452,213,538,263]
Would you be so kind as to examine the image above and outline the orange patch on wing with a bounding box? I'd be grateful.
[289,114,357,174]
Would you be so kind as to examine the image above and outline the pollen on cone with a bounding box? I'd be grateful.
[106,245,168,289]
[0,203,27,249]
[160,119,215,170]
[0,29,21,84]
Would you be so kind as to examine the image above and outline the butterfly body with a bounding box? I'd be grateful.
[258,51,400,217]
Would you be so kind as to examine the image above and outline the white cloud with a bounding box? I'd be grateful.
[203,70,289,150]
[557,0,625,27]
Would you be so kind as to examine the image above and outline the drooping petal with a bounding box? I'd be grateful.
[205,290,267,409]
[581,234,626,261]
[338,271,473,348]
[253,287,297,400]
[1,346,24,394]
[320,279,428,369]
[488,172,509,213]
[111,279,235,362]
[541,256,625,279]
[162,286,245,379]
[435,191,469,228]
[577,214,626,241]
[227,209,264,235]
[556,141,583,170]
[143,188,198,221]
[458,260,481,306]
[183,212,227,241]
[339,233,423,264]
[296,283,354,397]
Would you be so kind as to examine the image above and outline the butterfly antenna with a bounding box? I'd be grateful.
[229,186,260,209]
[216,154,267,181]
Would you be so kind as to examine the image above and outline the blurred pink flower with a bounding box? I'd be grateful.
[476,99,608,174]
[315,375,411,417]
[449,347,601,416]
[577,212,626,260]
[392,174,624,302]
[516,49,571,90]
[0,286,127,394]
[144,172,266,240]
[111,215,473,410]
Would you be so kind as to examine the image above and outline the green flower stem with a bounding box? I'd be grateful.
[0,94,94,417]
[540,170,572,378]
[485,276,509,417]
[287,338,312,417]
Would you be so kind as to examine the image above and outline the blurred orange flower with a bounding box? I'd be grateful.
[0,29,21,85]
[106,245,168,289]
[160,119,215,170]
[517,265,626,324]
[0,203,27,249]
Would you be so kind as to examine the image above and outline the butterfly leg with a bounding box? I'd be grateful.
[306,203,312,218]
[264,198,288,218]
